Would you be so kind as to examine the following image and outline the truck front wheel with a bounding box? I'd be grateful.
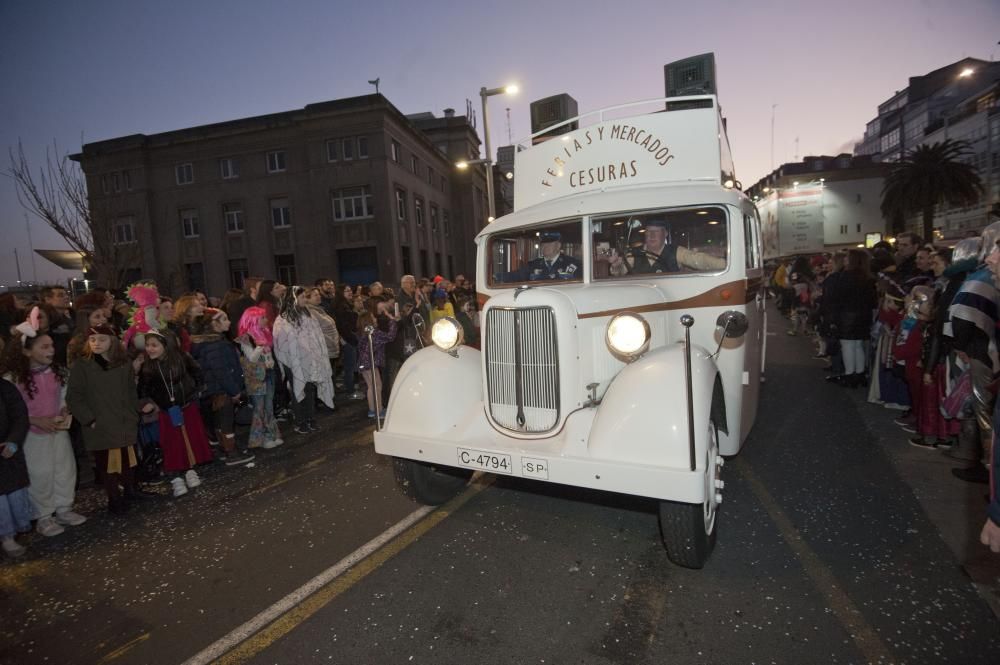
[392,458,473,505]
[658,419,721,568]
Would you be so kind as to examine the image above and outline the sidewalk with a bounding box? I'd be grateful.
[781,323,1000,618]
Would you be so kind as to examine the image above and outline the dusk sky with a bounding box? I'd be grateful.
[1,0,997,287]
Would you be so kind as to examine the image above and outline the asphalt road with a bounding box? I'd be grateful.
[2,314,999,665]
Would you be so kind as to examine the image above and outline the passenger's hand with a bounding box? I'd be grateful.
[981,518,1000,553]
[608,249,623,268]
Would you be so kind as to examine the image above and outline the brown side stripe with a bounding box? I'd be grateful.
[578,279,751,319]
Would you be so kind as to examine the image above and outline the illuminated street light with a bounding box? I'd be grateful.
[959,67,975,78]
[479,82,519,222]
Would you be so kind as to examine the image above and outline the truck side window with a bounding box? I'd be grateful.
[488,220,584,286]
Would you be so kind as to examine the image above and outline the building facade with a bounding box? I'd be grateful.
[853,58,1000,239]
[73,94,489,295]
[747,155,889,259]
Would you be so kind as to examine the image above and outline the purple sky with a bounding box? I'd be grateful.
[1,0,997,288]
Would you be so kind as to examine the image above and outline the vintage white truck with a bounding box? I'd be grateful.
[374,95,765,568]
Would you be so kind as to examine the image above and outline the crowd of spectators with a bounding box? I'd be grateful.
[770,221,1000,553]
[0,273,479,558]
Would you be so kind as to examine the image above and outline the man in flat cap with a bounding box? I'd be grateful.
[515,230,582,281]
[609,218,726,275]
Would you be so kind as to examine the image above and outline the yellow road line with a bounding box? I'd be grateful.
[96,632,150,664]
[736,458,892,663]
[200,476,492,665]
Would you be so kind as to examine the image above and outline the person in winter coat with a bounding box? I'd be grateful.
[136,330,213,498]
[190,309,254,466]
[0,380,32,557]
[822,249,876,387]
[273,287,334,435]
[357,310,398,419]
[65,325,143,514]
[333,286,362,400]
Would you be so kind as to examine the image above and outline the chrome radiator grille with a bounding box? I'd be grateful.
[485,306,559,432]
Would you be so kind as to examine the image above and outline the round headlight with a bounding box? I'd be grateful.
[431,317,464,353]
[606,313,650,359]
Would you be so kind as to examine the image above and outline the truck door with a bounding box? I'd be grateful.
[740,208,764,439]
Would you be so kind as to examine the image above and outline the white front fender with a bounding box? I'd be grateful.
[383,346,483,438]
[588,343,719,472]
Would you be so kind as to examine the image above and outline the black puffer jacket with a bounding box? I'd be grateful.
[0,380,30,495]
[191,334,244,397]
[824,270,877,340]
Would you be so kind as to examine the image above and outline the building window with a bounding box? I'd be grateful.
[101,175,110,194]
[443,210,450,236]
[411,156,418,174]
[180,209,199,238]
[111,172,121,193]
[415,198,424,227]
[342,138,354,161]
[185,263,205,292]
[275,254,297,285]
[391,139,401,163]
[448,255,454,280]
[840,224,848,235]
[220,158,240,179]
[114,216,136,245]
[427,166,435,186]
[267,150,286,173]
[123,170,132,191]
[223,202,244,233]
[435,252,442,274]
[420,249,429,277]
[270,198,291,228]
[229,259,248,289]
[430,204,439,232]
[333,186,374,220]
[326,140,339,162]
[441,175,446,193]
[358,136,369,159]
[401,246,412,275]
[396,189,407,221]
[176,163,194,185]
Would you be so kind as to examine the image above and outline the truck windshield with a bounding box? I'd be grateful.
[487,219,584,287]
[592,206,728,279]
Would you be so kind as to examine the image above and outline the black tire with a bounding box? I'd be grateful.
[392,458,473,505]
[658,419,720,569]
[658,499,717,569]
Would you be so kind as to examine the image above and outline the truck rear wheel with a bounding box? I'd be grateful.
[658,419,721,568]
[392,458,473,505]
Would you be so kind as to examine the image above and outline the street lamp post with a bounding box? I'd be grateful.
[478,84,518,222]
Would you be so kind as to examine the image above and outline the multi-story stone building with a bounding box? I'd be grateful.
[72,94,489,295]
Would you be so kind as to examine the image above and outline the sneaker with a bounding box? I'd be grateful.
[899,424,917,434]
[36,517,65,537]
[293,424,310,435]
[893,415,914,427]
[224,450,255,466]
[184,469,202,488]
[306,421,319,432]
[367,410,376,418]
[276,408,292,422]
[378,410,387,419]
[208,439,220,447]
[2,537,26,558]
[908,437,938,450]
[350,392,365,400]
[935,439,955,450]
[170,477,188,497]
[262,438,284,449]
[54,510,87,527]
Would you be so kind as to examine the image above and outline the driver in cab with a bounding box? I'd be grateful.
[609,219,726,275]
[513,231,581,281]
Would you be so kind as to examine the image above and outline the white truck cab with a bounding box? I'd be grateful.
[374,96,765,568]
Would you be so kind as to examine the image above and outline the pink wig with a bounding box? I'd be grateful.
[238,306,272,348]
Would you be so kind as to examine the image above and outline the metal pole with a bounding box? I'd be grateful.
[681,314,696,472]
[770,104,777,170]
[480,87,496,222]
[365,326,382,430]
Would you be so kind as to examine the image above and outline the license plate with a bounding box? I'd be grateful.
[457,447,512,474]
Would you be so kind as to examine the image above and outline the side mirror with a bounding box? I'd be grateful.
[715,310,749,339]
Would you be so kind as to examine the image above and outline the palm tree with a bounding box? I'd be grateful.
[881,139,983,240]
